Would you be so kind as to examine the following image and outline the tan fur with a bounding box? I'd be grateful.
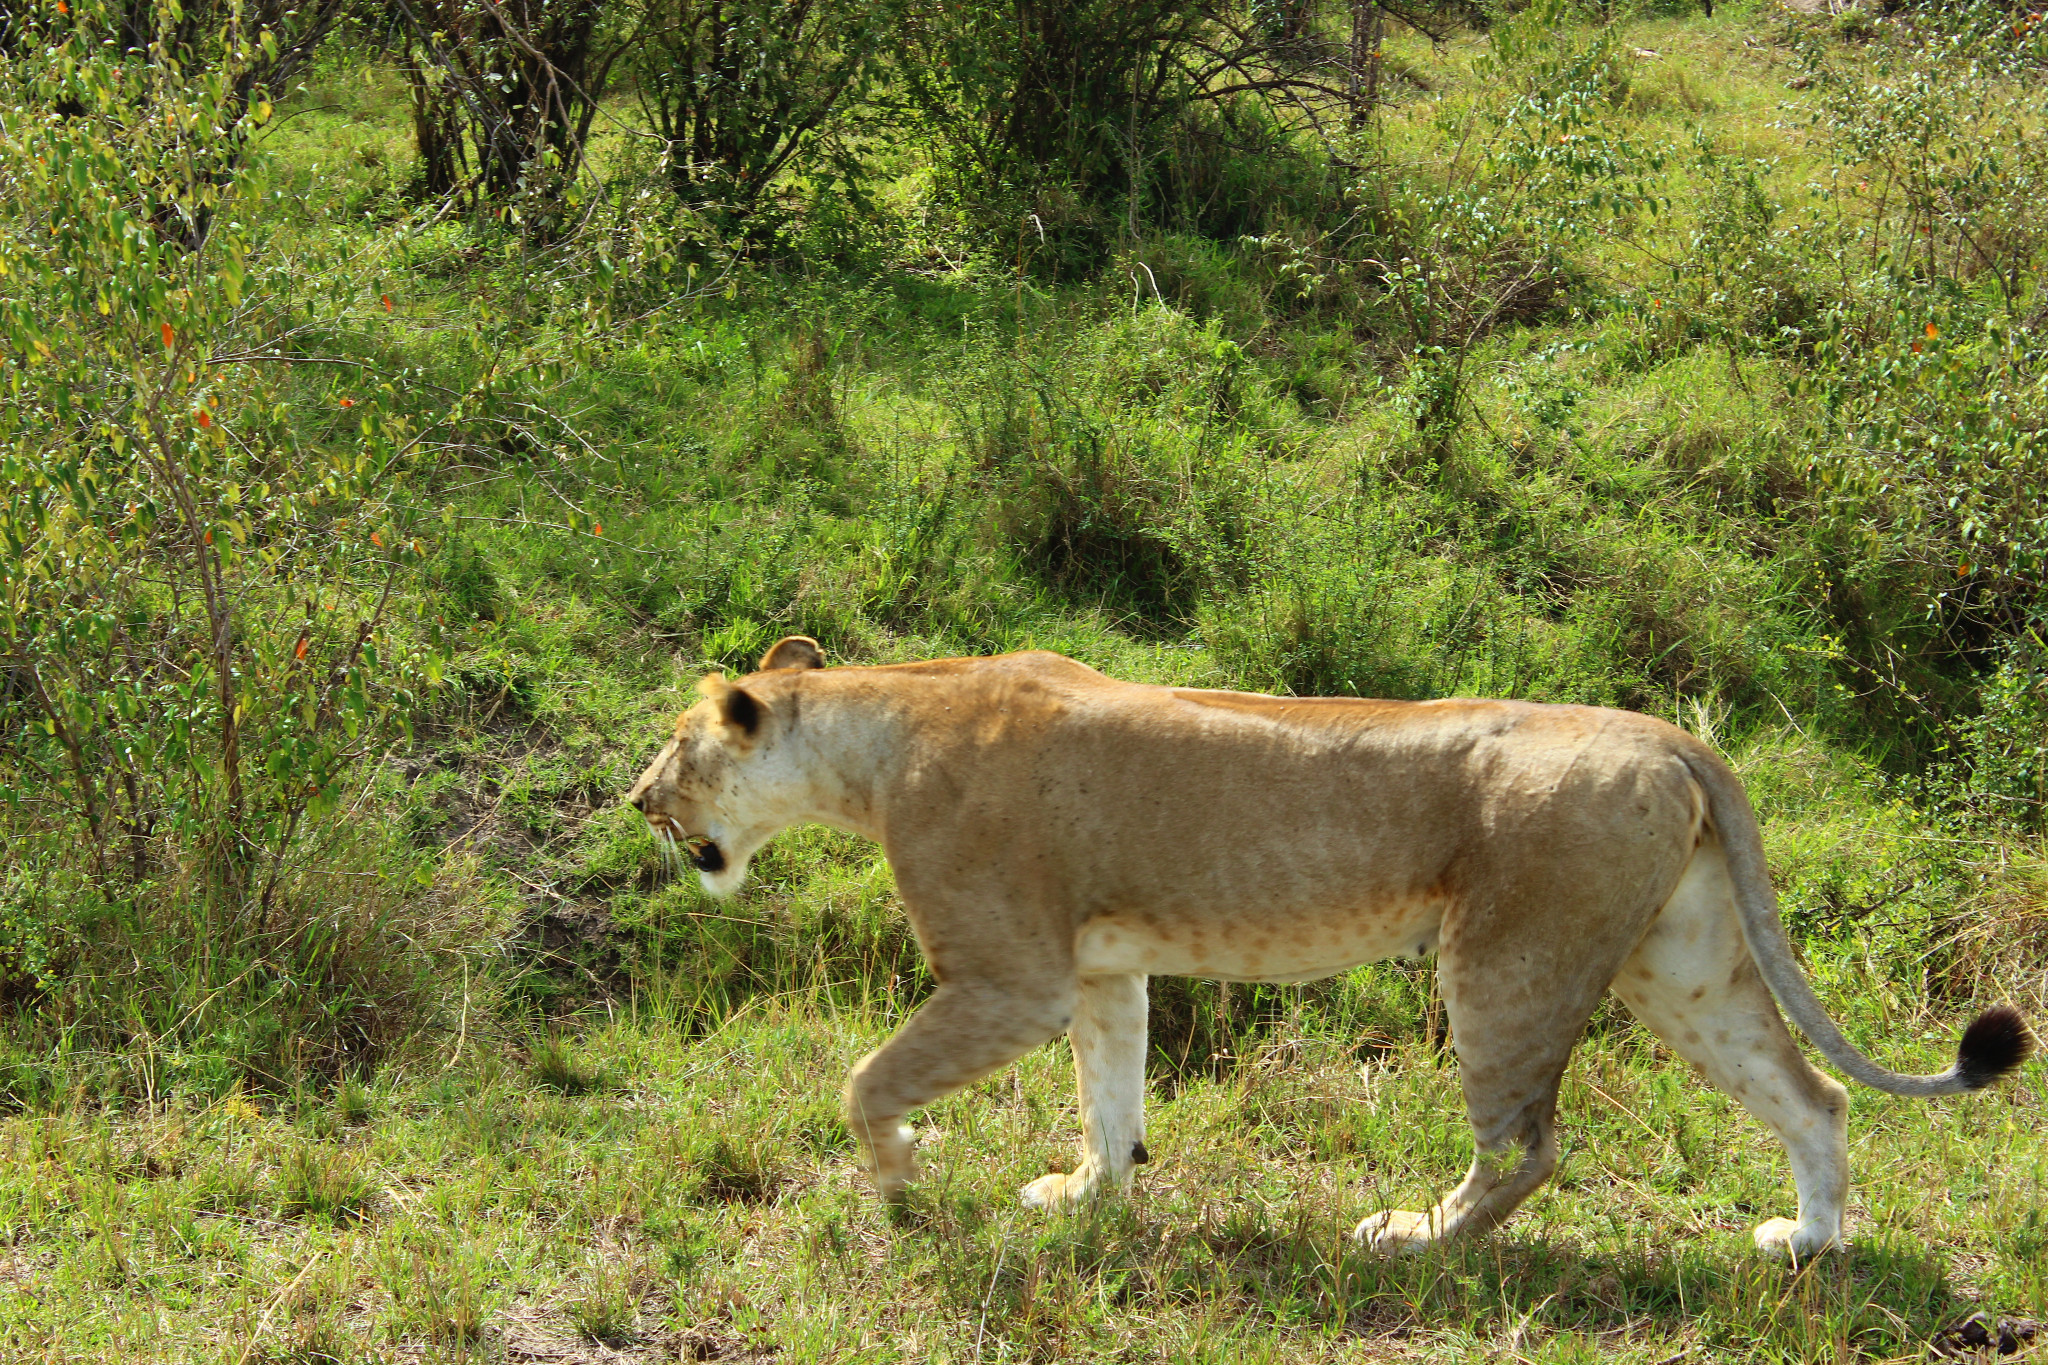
[624,639,2013,1258]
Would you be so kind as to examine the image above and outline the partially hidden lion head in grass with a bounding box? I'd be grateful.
[627,636,2033,1257]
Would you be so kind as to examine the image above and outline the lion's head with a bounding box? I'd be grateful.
[625,635,826,897]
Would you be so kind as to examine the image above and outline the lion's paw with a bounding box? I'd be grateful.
[1021,1169,1095,1211]
[1353,1210,1437,1254]
[1751,1217,1841,1259]
[865,1123,919,1203]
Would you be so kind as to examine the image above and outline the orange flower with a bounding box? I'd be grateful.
[371,531,384,547]
[294,636,308,659]
[1925,322,1939,339]
[592,523,603,536]
[339,397,355,408]
[196,410,210,428]
[382,294,393,311]
[161,322,174,350]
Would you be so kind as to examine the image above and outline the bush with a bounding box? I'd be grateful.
[0,8,444,900]
[0,4,500,1097]
[948,311,1260,629]
[1778,14,2048,759]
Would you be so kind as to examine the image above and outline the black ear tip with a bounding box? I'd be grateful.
[721,686,761,735]
[1956,1005,2034,1089]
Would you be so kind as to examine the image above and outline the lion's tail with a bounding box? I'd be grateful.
[1681,749,2034,1099]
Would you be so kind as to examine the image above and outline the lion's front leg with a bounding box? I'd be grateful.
[1022,973,1148,1210]
[844,978,1076,1203]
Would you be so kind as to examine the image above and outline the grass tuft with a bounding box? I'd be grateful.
[529,1034,605,1096]
[278,1143,377,1225]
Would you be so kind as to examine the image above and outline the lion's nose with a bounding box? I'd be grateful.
[628,790,648,812]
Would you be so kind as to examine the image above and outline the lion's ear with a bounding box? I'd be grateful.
[698,671,764,738]
[759,635,825,672]
[718,684,763,737]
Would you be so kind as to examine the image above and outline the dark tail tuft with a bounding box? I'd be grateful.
[1955,1006,2035,1090]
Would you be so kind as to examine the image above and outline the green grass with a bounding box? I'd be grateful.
[0,988,2038,1361]
[3,2,2046,1359]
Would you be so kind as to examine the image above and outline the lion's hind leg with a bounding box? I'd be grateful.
[1356,1081,1564,1253]
[1355,1037,1570,1254]
[1356,957,1612,1254]
[1609,838,1849,1258]
[1357,873,1667,1255]
[1022,972,1148,1210]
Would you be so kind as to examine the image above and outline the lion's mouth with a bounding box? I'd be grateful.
[646,815,725,874]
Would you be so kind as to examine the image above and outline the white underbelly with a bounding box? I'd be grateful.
[1074,904,1441,983]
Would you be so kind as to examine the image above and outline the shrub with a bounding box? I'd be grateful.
[948,311,1259,629]
[0,8,442,901]
[0,5,500,1097]
[1777,15,2048,759]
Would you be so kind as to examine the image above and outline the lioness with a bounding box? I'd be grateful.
[625,637,2032,1257]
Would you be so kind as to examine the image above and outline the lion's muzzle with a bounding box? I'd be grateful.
[634,806,725,874]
